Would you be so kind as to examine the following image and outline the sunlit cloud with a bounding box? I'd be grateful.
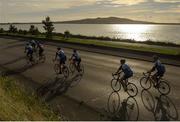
[110,0,146,5]
[155,0,180,3]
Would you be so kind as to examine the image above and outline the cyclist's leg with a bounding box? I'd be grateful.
[59,58,62,74]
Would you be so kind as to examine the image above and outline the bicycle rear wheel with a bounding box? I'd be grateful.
[79,64,84,75]
[54,64,60,74]
[140,77,151,90]
[69,63,75,74]
[111,79,121,92]
[126,83,138,97]
[158,81,170,95]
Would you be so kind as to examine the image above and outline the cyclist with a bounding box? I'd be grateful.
[24,43,34,62]
[70,49,81,72]
[113,59,133,91]
[148,55,166,87]
[54,47,67,74]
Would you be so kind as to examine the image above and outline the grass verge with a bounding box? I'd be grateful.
[1,33,180,56]
[0,76,61,121]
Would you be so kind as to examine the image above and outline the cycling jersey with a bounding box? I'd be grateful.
[154,60,166,74]
[26,45,33,53]
[122,64,133,77]
[72,52,81,60]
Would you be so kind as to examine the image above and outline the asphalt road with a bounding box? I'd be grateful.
[0,37,180,120]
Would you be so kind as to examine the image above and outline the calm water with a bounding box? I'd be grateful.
[1,24,180,44]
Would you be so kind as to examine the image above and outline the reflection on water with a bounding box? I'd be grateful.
[112,24,153,41]
[1,24,180,44]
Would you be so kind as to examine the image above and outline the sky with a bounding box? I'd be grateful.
[0,0,180,23]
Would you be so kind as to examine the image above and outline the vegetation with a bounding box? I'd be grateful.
[64,30,70,39]
[0,28,4,33]
[42,16,54,38]
[29,25,39,35]
[0,76,62,121]
[8,24,18,33]
[0,16,179,56]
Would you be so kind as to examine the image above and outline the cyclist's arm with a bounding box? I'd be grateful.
[115,65,122,74]
[148,65,156,73]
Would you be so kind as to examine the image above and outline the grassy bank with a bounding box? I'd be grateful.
[0,76,61,121]
[1,32,180,56]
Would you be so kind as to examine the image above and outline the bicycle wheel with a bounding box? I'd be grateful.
[54,64,60,74]
[126,83,138,97]
[140,77,152,90]
[107,92,120,114]
[111,79,121,92]
[79,64,84,75]
[158,81,170,95]
[69,63,75,74]
[40,55,46,63]
[125,97,139,120]
[62,66,69,78]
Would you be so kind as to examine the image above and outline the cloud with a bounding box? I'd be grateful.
[155,0,180,3]
[110,0,146,5]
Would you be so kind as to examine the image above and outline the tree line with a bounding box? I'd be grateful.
[0,16,71,39]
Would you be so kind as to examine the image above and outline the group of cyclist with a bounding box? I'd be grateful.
[25,40,82,74]
[113,55,166,91]
[25,39,166,89]
[25,40,44,61]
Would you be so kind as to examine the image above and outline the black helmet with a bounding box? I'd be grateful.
[120,59,126,64]
[57,47,61,50]
[73,49,77,52]
[153,55,159,61]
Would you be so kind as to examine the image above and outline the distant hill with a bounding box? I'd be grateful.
[56,17,155,24]
[0,17,179,25]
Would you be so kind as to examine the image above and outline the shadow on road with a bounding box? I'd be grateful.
[0,56,25,66]
[105,91,139,121]
[141,89,178,121]
[36,73,84,102]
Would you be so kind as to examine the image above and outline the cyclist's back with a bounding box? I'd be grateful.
[154,59,166,76]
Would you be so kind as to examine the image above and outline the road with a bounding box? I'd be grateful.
[0,37,180,120]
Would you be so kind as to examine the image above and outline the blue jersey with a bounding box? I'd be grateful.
[72,52,80,60]
[26,45,33,53]
[154,60,165,73]
[122,64,133,75]
[57,50,66,59]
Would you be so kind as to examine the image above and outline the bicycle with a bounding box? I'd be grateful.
[25,54,37,65]
[53,59,69,78]
[69,59,84,74]
[111,72,138,97]
[140,72,170,95]
[37,52,46,63]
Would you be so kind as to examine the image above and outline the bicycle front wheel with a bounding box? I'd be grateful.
[127,83,138,97]
[111,79,121,92]
[140,77,151,90]
[158,81,170,95]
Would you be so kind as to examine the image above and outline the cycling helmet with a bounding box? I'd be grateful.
[153,55,159,61]
[120,59,126,64]
[57,47,61,50]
